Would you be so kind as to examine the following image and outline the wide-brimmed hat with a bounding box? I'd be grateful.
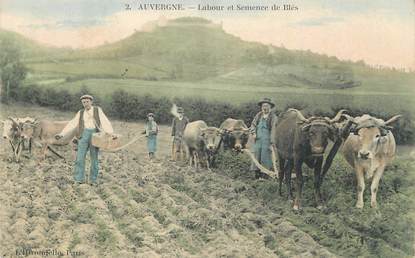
[177,107,184,114]
[80,94,94,100]
[258,97,275,108]
[147,113,155,117]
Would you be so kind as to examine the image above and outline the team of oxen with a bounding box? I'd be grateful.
[1,109,402,210]
[1,118,78,163]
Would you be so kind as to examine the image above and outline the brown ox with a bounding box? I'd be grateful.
[21,120,77,161]
[342,114,401,208]
[219,118,250,152]
[272,109,346,210]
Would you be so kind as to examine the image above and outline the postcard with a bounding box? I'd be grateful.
[0,1,414,257]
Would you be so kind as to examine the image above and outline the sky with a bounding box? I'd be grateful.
[1,0,414,69]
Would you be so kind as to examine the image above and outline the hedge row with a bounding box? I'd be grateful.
[15,85,414,145]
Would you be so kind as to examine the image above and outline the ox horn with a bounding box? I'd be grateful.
[381,125,394,131]
[384,115,402,126]
[328,109,347,123]
[288,108,309,123]
[27,118,39,127]
[341,114,357,124]
[8,117,19,126]
[24,117,37,124]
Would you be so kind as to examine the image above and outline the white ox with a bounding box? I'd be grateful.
[342,114,401,208]
[183,120,222,170]
[1,117,35,161]
[2,117,19,140]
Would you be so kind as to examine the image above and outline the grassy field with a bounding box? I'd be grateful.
[22,75,415,118]
[1,103,414,257]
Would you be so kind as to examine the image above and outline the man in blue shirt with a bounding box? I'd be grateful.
[250,98,277,179]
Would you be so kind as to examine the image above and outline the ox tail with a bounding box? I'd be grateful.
[242,149,279,179]
[170,103,180,119]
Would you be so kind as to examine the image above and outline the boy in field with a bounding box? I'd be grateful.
[143,113,159,160]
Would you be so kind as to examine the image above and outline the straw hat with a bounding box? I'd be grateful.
[257,97,275,108]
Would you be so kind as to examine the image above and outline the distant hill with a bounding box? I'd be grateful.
[0,29,71,62]
[2,17,414,91]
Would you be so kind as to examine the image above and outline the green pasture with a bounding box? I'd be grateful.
[23,76,415,116]
[25,59,167,80]
[26,60,415,93]
[23,56,414,118]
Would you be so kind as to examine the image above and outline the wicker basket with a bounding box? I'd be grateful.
[91,132,122,151]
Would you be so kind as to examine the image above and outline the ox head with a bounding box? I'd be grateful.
[20,118,38,140]
[200,127,222,153]
[2,117,20,140]
[290,109,346,156]
[343,114,401,160]
[222,127,250,152]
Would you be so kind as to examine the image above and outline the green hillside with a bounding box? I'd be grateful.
[2,17,414,98]
[0,29,71,62]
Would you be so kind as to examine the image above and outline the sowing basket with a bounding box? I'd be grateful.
[91,132,122,151]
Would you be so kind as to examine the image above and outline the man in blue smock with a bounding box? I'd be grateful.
[250,97,277,179]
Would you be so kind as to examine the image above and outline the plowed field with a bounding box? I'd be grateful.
[1,103,414,258]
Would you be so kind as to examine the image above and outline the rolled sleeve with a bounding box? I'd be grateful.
[61,111,80,136]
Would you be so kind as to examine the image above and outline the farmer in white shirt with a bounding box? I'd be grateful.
[55,95,115,185]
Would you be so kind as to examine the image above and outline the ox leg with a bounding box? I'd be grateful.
[206,155,211,171]
[180,144,185,162]
[192,151,197,169]
[355,167,365,209]
[171,143,176,161]
[16,141,24,162]
[187,147,193,168]
[285,159,294,201]
[189,152,193,167]
[370,165,385,209]
[28,138,33,156]
[14,141,23,162]
[9,140,16,154]
[181,142,187,162]
[314,157,323,208]
[41,144,48,162]
[314,157,324,208]
[278,158,286,196]
[293,159,304,210]
[195,152,199,170]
